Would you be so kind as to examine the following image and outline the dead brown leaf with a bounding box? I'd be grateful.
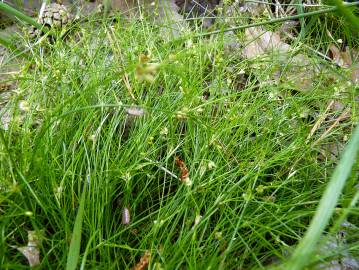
[242,27,319,91]
[328,45,359,84]
[131,251,151,270]
[329,45,352,68]
[242,27,290,59]
[16,230,42,267]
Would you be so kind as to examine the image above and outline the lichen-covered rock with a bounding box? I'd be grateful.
[29,3,72,38]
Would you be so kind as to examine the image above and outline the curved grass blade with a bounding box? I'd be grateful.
[296,0,306,38]
[0,35,17,52]
[66,186,87,270]
[286,123,359,270]
[0,2,44,31]
[328,0,359,32]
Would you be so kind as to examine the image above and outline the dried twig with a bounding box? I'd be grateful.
[143,158,178,180]
[122,73,136,101]
[313,107,351,146]
[307,100,335,142]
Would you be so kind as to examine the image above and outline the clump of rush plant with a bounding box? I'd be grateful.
[0,7,358,270]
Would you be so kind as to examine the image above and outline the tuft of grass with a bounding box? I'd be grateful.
[287,124,359,269]
[0,7,358,270]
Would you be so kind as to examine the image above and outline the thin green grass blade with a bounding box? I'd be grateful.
[296,0,306,38]
[0,2,44,31]
[0,128,43,207]
[286,123,359,270]
[66,186,87,270]
[328,0,359,32]
[0,34,17,52]
[80,231,99,270]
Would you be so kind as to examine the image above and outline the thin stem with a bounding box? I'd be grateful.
[0,34,17,52]
[328,0,359,32]
[245,0,329,7]
[0,2,46,31]
[0,127,16,183]
[195,1,359,38]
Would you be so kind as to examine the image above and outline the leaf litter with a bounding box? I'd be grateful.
[242,26,320,91]
[328,44,359,83]
[15,230,43,267]
[220,0,356,168]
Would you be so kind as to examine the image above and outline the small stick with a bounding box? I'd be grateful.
[143,158,179,180]
[313,107,351,146]
[307,100,334,142]
[0,3,45,31]
[39,2,46,19]
[122,73,136,101]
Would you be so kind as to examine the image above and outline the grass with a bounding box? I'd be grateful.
[0,6,359,269]
[287,117,359,269]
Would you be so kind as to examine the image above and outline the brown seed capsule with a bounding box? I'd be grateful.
[175,156,189,181]
[131,250,151,270]
[122,207,130,225]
